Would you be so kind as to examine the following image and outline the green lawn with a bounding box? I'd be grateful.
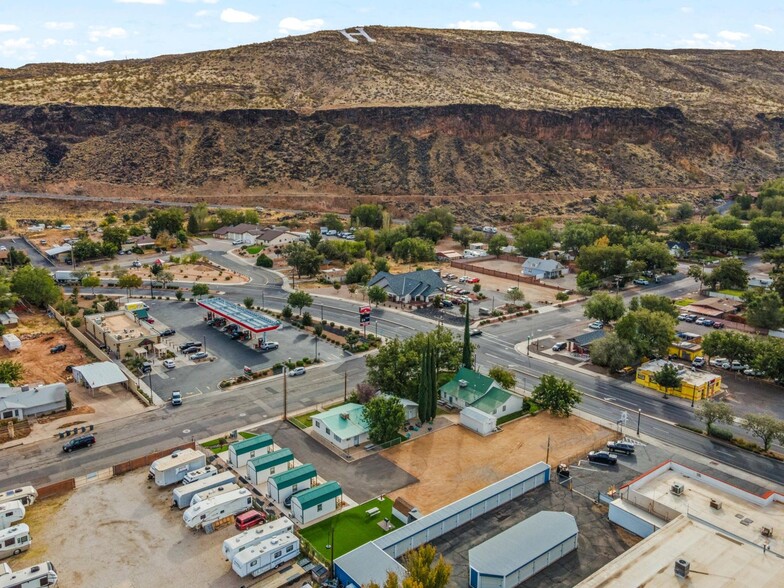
[289,410,320,430]
[717,289,746,298]
[201,431,256,454]
[299,497,402,561]
[246,245,262,254]
[675,298,695,307]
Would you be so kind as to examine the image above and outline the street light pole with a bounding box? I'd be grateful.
[636,408,642,436]
[147,372,154,406]
[315,336,319,363]
[283,368,288,420]
[261,291,265,309]
[691,387,695,408]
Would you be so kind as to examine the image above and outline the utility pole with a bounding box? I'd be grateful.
[321,304,324,322]
[315,336,319,363]
[283,369,288,420]
[545,435,551,464]
[261,291,265,309]
[636,409,642,436]
[344,372,348,401]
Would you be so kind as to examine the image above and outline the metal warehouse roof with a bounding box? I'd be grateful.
[197,297,281,333]
[469,511,578,575]
[248,448,293,471]
[230,433,273,454]
[269,464,316,489]
[72,362,128,389]
[335,543,407,587]
[293,481,342,510]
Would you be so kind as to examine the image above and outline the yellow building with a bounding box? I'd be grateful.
[667,340,703,361]
[635,359,721,401]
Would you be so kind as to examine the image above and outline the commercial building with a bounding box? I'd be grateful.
[367,270,445,304]
[290,481,343,525]
[228,434,274,469]
[635,360,721,401]
[85,311,160,358]
[566,330,606,355]
[681,297,741,318]
[197,297,280,349]
[469,511,578,588]
[0,383,67,420]
[246,448,294,485]
[267,464,317,504]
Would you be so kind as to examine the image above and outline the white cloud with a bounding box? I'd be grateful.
[546,27,561,34]
[451,20,501,31]
[0,24,20,33]
[44,21,74,31]
[75,53,87,62]
[195,10,211,17]
[471,2,481,8]
[680,6,693,13]
[278,17,325,35]
[88,26,128,42]
[116,0,166,4]
[755,24,773,33]
[220,8,258,23]
[180,0,219,3]
[692,33,708,40]
[566,27,589,41]
[93,46,114,58]
[717,30,748,41]
[593,41,612,49]
[63,39,77,46]
[511,21,536,31]
[0,37,34,56]
[41,38,58,48]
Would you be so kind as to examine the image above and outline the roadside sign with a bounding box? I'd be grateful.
[359,305,371,326]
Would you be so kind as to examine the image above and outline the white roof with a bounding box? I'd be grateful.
[460,405,496,423]
[45,243,72,256]
[0,383,66,410]
[72,362,127,388]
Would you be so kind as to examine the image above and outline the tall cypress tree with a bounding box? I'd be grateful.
[462,301,472,368]
[428,344,438,421]
[417,346,430,423]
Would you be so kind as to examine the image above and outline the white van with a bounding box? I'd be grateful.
[0,561,57,587]
[0,524,31,560]
[181,465,218,485]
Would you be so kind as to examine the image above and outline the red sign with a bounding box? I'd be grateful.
[359,306,371,314]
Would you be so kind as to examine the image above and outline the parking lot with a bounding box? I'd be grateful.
[143,300,346,399]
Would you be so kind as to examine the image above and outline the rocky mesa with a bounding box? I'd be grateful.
[1,26,784,207]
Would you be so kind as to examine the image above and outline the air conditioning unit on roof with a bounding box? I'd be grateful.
[458,379,468,388]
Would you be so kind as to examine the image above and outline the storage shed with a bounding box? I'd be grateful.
[469,511,578,588]
[460,405,496,436]
[267,464,317,503]
[2,334,20,351]
[246,448,294,485]
[228,434,274,469]
[290,481,342,524]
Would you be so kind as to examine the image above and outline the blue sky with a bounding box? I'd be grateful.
[0,0,780,68]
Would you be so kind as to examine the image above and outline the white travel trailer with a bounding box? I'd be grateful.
[181,465,218,485]
[172,472,235,509]
[0,502,25,531]
[222,517,294,561]
[0,487,37,508]
[231,533,299,578]
[148,449,206,487]
[183,488,252,530]
[0,524,31,559]
[0,561,57,587]
[190,483,240,506]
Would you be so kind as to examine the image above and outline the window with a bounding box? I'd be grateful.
[325,427,331,435]
[274,550,282,558]
[334,433,340,441]
[286,545,294,552]
[317,503,323,512]
[315,421,320,428]
[502,405,507,412]
[3,538,12,547]
[249,451,255,458]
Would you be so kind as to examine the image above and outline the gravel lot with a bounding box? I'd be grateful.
[10,469,246,588]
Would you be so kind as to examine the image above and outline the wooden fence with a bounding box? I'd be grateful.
[36,478,76,500]
[450,256,566,292]
[112,441,196,476]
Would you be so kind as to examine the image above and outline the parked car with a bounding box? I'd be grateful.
[171,391,182,406]
[682,315,697,323]
[235,510,267,531]
[259,341,279,351]
[552,342,567,352]
[232,240,244,246]
[190,351,209,361]
[588,321,604,329]
[458,276,469,283]
[288,367,306,377]
[730,360,749,371]
[141,361,153,374]
[179,341,201,352]
[466,277,480,284]
[143,317,155,324]
[160,328,175,337]
[712,321,725,329]
[710,357,730,369]
[701,319,715,327]
[50,343,67,354]
[588,451,617,465]
[441,300,454,308]
[163,359,176,369]
[744,368,766,377]
[633,278,649,286]
[606,441,635,455]
[691,357,706,368]
[677,314,688,321]
[131,260,142,268]
[470,329,482,337]
[63,434,96,453]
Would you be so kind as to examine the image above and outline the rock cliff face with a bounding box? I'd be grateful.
[0,27,783,202]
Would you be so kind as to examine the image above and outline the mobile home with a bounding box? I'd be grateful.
[190,483,240,506]
[0,524,31,559]
[0,502,24,531]
[290,481,343,525]
[0,487,37,507]
[231,533,300,578]
[267,464,317,504]
[0,561,57,588]
[222,517,294,561]
[228,434,274,469]
[148,448,206,487]
[183,488,252,530]
[246,448,294,485]
[181,465,218,485]
[171,472,235,509]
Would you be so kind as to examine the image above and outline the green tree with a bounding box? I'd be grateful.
[577,243,629,278]
[505,287,524,307]
[707,257,748,291]
[742,413,784,451]
[488,366,516,389]
[282,242,324,278]
[287,290,313,314]
[345,261,373,284]
[652,363,682,399]
[744,290,784,329]
[637,294,678,318]
[158,270,174,290]
[531,375,582,417]
[7,248,30,268]
[392,238,435,263]
[671,202,694,222]
[362,395,406,444]
[191,283,209,297]
[374,257,390,273]
[11,266,61,307]
[148,208,185,238]
[560,219,609,251]
[306,229,322,249]
[321,213,344,232]
[576,271,601,292]
[368,285,388,306]
[694,401,734,434]
[615,309,676,360]
[118,273,143,298]
[102,226,128,249]
[281,305,293,320]
[749,217,784,248]
[417,342,437,422]
[256,253,273,268]
[701,330,756,366]
[0,360,24,385]
[351,203,384,229]
[628,240,677,276]
[487,233,509,255]
[454,227,483,249]
[513,227,554,258]
[687,265,706,292]
[761,247,784,271]
[589,333,637,372]
[583,292,625,324]
[81,275,100,296]
[752,337,784,382]
[243,297,254,309]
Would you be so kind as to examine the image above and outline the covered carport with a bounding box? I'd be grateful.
[197,297,281,350]
[72,361,129,395]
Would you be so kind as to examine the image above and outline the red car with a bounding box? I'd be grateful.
[235,510,266,531]
[144,317,155,324]
[466,277,480,284]
[712,321,725,329]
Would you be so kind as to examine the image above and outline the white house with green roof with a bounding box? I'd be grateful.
[440,368,524,435]
[267,464,317,503]
[311,403,369,450]
[439,367,496,409]
[291,480,343,525]
[247,448,295,485]
[470,386,523,419]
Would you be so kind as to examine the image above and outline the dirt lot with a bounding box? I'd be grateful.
[0,315,91,384]
[10,469,248,588]
[382,414,615,514]
[454,259,565,303]
[97,261,249,285]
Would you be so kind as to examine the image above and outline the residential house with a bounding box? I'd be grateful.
[0,249,9,266]
[666,241,690,258]
[522,257,566,279]
[681,297,741,318]
[566,330,606,355]
[212,226,233,239]
[440,367,523,415]
[367,270,445,303]
[256,229,300,248]
[0,383,68,420]
[636,359,721,401]
[311,403,369,450]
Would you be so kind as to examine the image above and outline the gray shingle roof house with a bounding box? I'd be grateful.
[0,382,68,420]
[522,257,566,279]
[367,270,445,303]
